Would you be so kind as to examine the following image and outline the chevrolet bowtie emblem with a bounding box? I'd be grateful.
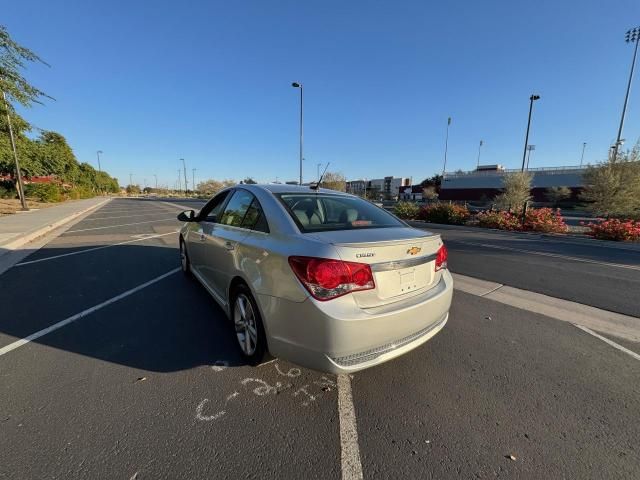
[407,246,421,256]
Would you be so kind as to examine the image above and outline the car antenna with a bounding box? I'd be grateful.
[310,162,330,191]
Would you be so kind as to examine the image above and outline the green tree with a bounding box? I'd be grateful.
[35,131,78,181]
[0,25,51,108]
[420,174,442,192]
[126,184,141,195]
[196,178,235,196]
[580,144,640,218]
[494,171,532,211]
[0,26,119,198]
[243,177,257,184]
[545,186,572,206]
[1,25,52,188]
[422,186,439,201]
[320,171,346,192]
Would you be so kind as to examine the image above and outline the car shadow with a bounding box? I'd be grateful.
[0,242,249,372]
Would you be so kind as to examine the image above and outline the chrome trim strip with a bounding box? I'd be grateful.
[371,253,436,272]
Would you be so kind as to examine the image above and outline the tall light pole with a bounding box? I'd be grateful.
[525,144,536,170]
[2,90,28,210]
[177,169,182,193]
[291,82,304,185]
[521,95,540,172]
[96,150,103,172]
[192,168,196,193]
[129,173,133,186]
[580,142,587,167]
[612,27,640,162]
[180,158,188,195]
[476,140,483,169]
[442,117,451,175]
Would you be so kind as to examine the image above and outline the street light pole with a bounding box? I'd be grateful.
[612,27,640,162]
[180,159,188,195]
[192,168,196,193]
[521,95,540,172]
[580,142,587,167]
[442,117,452,175]
[96,150,103,172]
[153,174,158,189]
[129,173,133,186]
[291,82,304,185]
[476,140,483,169]
[177,169,182,193]
[2,90,28,210]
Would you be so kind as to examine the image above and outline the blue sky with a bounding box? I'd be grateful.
[4,0,640,187]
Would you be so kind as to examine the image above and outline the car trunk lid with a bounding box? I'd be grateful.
[307,227,444,308]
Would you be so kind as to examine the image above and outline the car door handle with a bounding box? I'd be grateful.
[224,241,235,251]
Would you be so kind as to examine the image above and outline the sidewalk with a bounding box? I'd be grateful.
[0,197,110,255]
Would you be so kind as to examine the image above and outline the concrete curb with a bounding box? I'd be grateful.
[0,198,111,254]
[452,273,640,343]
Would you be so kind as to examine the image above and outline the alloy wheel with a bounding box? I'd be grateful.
[233,293,258,356]
[180,242,188,272]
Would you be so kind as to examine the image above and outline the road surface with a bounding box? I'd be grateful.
[0,197,638,479]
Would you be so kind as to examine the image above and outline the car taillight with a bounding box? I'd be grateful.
[435,244,448,271]
[288,256,375,301]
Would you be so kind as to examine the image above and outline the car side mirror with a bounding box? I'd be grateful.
[177,210,196,222]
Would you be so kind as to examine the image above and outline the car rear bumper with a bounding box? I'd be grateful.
[258,269,453,373]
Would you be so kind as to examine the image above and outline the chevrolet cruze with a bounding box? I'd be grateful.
[178,184,453,373]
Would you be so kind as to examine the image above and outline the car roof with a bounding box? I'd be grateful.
[240,184,352,196]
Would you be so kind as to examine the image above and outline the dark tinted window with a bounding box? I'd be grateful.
[199,191,230,222]
[220,190,255,227]
[278,193,404,232]
[241,199,269,233]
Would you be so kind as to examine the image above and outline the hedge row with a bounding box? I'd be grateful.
[393,202,568,234]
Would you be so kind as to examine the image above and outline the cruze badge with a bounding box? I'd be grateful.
[356,252,375,258]
[407,247,421,256]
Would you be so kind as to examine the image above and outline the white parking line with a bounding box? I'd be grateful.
[337,374,364,480]
[85,212,173,221]
[573,325,640,361]
[0,268,180,357]
[64,218,177,234]
[15,231,179,267]
[449,239,640,271]
[162,201,203,211]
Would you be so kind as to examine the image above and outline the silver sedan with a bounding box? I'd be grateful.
[178,184,453,373]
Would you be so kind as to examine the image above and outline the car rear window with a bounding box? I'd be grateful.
[277,193,404,232]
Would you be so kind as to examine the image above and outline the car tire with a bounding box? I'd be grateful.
[180,238,191,275]
[231,284,268,365]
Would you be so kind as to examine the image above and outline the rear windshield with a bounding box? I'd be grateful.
[277,193,405,233]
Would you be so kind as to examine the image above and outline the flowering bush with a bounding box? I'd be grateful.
[582,218,640,242]
[475,210,521,230]
[474,208,567,233]
[418,203,470,225]
[393,201,420,219]
[523,208,568,233]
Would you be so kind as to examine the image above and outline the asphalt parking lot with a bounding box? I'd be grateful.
[1,198,639,479]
